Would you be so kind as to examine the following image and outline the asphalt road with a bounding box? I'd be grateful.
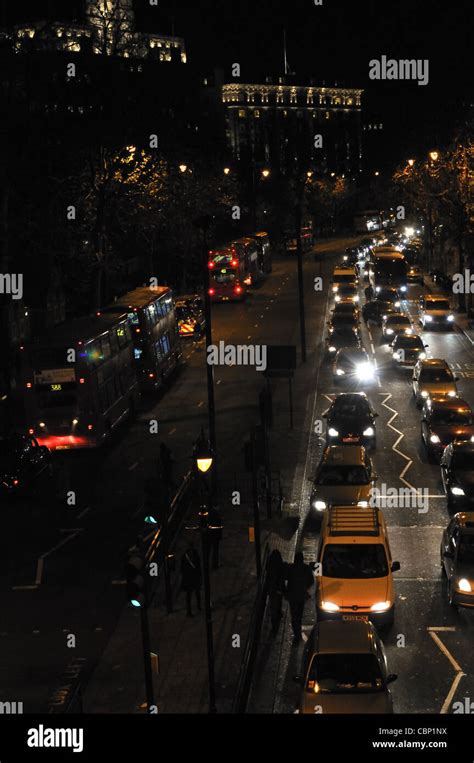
[264,256,474,715]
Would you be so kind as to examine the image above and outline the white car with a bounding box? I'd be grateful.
[382,314,413,341]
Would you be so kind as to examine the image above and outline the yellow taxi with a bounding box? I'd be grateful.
[315,505,400,627]
[412,358,459,406]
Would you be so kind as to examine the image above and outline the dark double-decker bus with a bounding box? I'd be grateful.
[98,286,182,393]
[23,313,139,450]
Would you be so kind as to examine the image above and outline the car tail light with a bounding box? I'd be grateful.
[26,382,32,389]
[235,286,242,294]
[208,261,215,269]
[28,428,34,435]
[149,373,154,378]
[13,479,19,486]
[231,259,238,267]
[87,424,93,431]
[208,288,215,296]
[79,378,85,384]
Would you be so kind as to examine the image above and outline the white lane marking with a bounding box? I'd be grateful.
[381,392,415,489]
[26,529,84,588]
[12,585,38,591]
[77,506,91,519]
[370,343,375,353]
[111,579,126,585]
[428,627,465,713]
[128,462,139,471]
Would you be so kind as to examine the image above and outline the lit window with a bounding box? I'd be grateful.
[254,110,260,118]
[379,123,383,129]
[325,111,330,119]
[238,109,246,118]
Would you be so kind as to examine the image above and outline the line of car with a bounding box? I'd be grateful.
[297,235,474,713]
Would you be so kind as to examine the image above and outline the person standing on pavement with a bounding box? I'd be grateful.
[266,550,286,635]
[206,506,223,570]
[285,551,314,646]
[180,541,202,617]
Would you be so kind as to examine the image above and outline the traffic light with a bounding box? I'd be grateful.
[126,549,148,608]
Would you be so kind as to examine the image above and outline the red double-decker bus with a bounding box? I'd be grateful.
[22,313,139,450]
[97,286,182,393]
[207,245,246,302]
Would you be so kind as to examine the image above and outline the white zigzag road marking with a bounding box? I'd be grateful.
[381,392,416,489]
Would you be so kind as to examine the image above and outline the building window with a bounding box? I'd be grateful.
[346,98,353,106]
[325,111,330,120]
[238,109,246,118]
[290,89,297,104]
[379,123,383,129]
[254,110,260,118]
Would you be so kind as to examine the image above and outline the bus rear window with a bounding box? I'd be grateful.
[38,392,77,409]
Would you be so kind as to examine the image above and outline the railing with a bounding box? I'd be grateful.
[232,544,270,713]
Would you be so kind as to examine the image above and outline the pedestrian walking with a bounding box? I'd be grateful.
[285,551,314,645]
[206,506,223,570]
[266,550,286,634]
[364,284,374,303]
[180,541,202,617]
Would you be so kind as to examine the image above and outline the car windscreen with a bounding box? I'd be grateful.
[394,337,423,349]
[338,285,357,294]
[334,274,355,284]
[428,300,450,311]
[333,332,359,346]
[458,535,474,564]
[386,316,410,326]
[420,368,453,383]
[317,465,370,485]
[432,409,472,425]
[306,653,385,693]
[332,400,369,418]
[332,315,356,326]
[322,544,388,578]
[451,453,474,470]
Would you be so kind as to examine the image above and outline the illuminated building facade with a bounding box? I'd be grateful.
[7,0,186,62]
[214,76,363,175]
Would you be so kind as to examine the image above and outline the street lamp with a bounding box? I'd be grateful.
[223,167,231,175]
[193,433,217,714]
[408,158,415,167]
[374,171,380,177]
[429,151,439,163]
[179,164,188,173]
[261,168,270,179]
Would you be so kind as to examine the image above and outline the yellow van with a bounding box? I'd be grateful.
[315,506,400,628]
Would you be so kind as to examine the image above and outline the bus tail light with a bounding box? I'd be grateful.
[244,276,252,286]
[148,373,155,379]
[26,382,32,389]
[28,428,34,435]
[231,259,238,267]
[39,422,45,428]
[87,424,93,431]
[208,288,215,296]
[79,378,85,384]
[13,479,19,486]
[72,419,79,425]
[235,286,243,295]
[208,261,215,269]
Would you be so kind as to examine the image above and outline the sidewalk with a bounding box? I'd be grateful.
[83,238,353,714]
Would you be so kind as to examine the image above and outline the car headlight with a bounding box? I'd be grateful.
[419,352,426,360]
[405,328,413,334]
[370,601,391,612]
[375,287,381,293]
[354,295,360,302]
[447,314,455,322]
[363,427,374,437]
[421,390,429,398]
[448,390,457,398]
[328,428,339,437]
[336,369,345,376]
[430,434,440,444]
[357,500,369,507]
[329,346,336,353]
[382,314,388,320]
[451,486,465,496]
[386,328,394,335]
[357,363,374,379]
[400,286,407,293]
[314,500,327,511]
[425,315,433,322]
[343,256,348,262]
[394,301,401,308]
[335,295,341,302]
[457,578,472,593]
[332,286,338,293]
[321,601,340,612]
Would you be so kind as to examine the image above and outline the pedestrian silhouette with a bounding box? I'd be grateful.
[180,541,202,617]
[285,551,314,645]
[266,549,287,635]
[206,506,223,570]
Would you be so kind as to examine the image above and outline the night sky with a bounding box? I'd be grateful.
[7,0,473,169]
